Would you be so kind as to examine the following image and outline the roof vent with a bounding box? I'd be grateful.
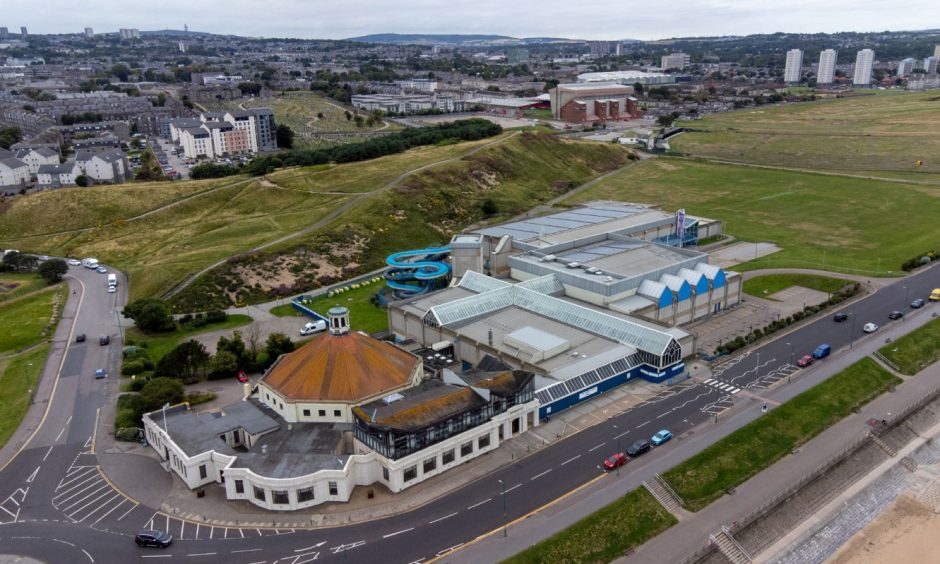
[382,393,405,405]
[566,262,581,269]
[541,254,556,262]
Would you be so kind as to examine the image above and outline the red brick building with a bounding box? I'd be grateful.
[549,83,640,125]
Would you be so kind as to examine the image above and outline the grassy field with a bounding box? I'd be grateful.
[0,345,49,448]
[879,316,940,375]
[743,274,851,298]
[503,487,677,564]
[0,286,61,354]
[291,279,389,334]
[672,91,940,174]
[0,273,49,304]
[125,314,253,365]
[568,158,940,275]
[662,357,899,511]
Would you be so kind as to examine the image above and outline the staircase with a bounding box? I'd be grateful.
[869,432,898,457]
[900,456,918,473]
[644,474,684,514]
[711,527,752,564]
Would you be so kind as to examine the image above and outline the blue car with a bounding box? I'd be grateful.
[651,429,672,446]
[95,369,106,379]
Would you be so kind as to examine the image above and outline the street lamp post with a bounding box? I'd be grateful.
[499,479,507,537]
[25,362,33,403]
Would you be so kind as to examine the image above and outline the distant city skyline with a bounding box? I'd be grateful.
[4,0,940,41]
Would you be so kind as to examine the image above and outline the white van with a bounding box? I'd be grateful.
[107,274,117,287]
[82,257,99,269]
[300,320,327,336]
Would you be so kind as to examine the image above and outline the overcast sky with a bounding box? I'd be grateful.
[8,0,940,40]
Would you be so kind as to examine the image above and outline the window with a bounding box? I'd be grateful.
[423,457,437,473]
[382,467,389,481]
[318,409,326,417]
[479,434,491,449]
[460,441,473,457]
[272,490,289,505]
[303,409,311,417]
[234,480,244,494]
[404,466,417,482]
[199,464,207,480]
[333,409,341,417]
[297,487,315,503]
[442,449,455,465]
[253,486,266,502]
[328,481,338,496]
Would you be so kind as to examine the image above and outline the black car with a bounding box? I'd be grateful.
[99,334,110,346]
[911,298,926,309]
[135,529,173,548]
[833,313,848,322]
[76,333,86,343]
[888,310,904,320]
[626,439,651,457]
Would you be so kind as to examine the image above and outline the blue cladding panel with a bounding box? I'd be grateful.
[713,269,726,289]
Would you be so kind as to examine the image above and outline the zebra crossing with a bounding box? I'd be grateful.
[703,378,742,395]
[143,511,298,541]
[52,443,140,525]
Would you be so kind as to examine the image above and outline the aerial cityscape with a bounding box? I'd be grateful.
[2,3,940,563]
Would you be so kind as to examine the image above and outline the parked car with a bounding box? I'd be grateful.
[99,335,110,346]
[76,333,86,343]
[300,320,327,336]
[812,344,831,359]
[603,452,627,471]
[911,298,926,309]
[931,288,940,302]
[67,258,81,266]
[626,439,651,457]
[863,322,879,333]
[797,355,814,368]
[237,371,249,383]
[888,310,904,320]
[833,312,848,322]
[134,530,173,548]
[651,429,672,446]
[95,265,107,273]
[108,286,116,293]
[95,369,106,379]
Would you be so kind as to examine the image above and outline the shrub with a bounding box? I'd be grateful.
[121,359,146,376]
[206,310,227,323]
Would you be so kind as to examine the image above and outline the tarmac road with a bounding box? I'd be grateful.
[0,262,937,563]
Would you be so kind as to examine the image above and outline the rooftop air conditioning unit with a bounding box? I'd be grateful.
[541,254,556,262]
[566,262,581,269]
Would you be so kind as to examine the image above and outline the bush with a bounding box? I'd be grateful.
[121,359,146,376]
[185,392,217,406]
[114,427,141,441]
[206,310,227,323]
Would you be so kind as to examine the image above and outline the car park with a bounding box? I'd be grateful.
[134,530,173,548]
[76,333,86,343]
[651,429,672,446]
[911,298,926,309]
[863,322,879,333]
[99,335,110,346]
[95,369,106,379]
[603,452,627,471]
[812,344,831,359]
[626,439,651,457]
[888,310,904,320]
[797,355,814,367]
[833,312,848,322]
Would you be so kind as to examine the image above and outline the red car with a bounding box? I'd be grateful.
[237,371,249,383]
[797,355,814,368]
[603,453,627,471]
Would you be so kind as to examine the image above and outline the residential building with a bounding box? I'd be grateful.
[853,49,875,86]
[661,52,690,70]
[817,49,837,84]
[36,162,79,188]
[178,127,215,159]
[84,27,94,38]
[177,110,277,158]
[507,48,529,64]
[0,28,7,39]
[923,56,938,76]
[394,78,437,93]
[898,57,916,77]
[784,49,803,83]
[20,27,27,38]
[119,28,140,40]
[591,41,611,57]
[0,157,30,190]
[577,70,674,86]
[935,45,940,59]
[14,147,59,175]
[549,83,639,124]
[75,149,129,183]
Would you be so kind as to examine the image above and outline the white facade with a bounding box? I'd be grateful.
[36,163,79,188]
[784,49,803,83]
[119,28,140,40]
[179,128,215,159]
[661,53,690,70]
[0,158,30,189]
[853,49,875,86]
[143,399,539,511]
[15,148,59,175]
[898,58,915,78]
[817,49,837,84]
[395,79,438,93]
[925,56,939,76]
[77,153,128,183]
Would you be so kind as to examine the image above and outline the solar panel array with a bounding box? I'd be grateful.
[535,354,641,406]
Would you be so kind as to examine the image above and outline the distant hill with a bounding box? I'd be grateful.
[140,29,218,38]
[347,33,515,44]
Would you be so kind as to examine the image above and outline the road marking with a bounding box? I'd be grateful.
[52,538,76,547]
[139,556,172,559]
[91,409,100,454]
[116,502,138,521]
[92,498,128,525]
[330,541,365,553]
[55,425,68,442]
[81,548,94,563]
[383,527,415,538]
[429,512,458,524]
[503,483,522,494]
[588,443,605,452]
[561,454,581,466]
[42,445,55,462]
[656,412,670,419]
[467,498,491,509]
[636,420,650,428]
[614,431,629,439]
[231,549,262,554]
[77,492,121,522]
[196,523,201,539]
[26,466,40,483]
[437,543,464,556]
[209,526,214,540]
[295,544,322,552]
[54,472,99,498]
[531,469,552,481]
[187,554,217,557]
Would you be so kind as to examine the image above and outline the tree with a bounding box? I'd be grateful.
[481,198,498,216]
[75,174,90,187]
[155,339,210,382]
[265,333,295,366]
[139,377,185,412]
[243,322,262,359]
[0,126,22,150]
[275,124,295,149]
[1,252,37,273]
[37,259,68,284]
[208,350,238,379]
[217,331,253,369]
[111,64,131,82]
[632,82,645,95]
[152,93,167,107]
[123,298,176,333]
[657,114,676,127]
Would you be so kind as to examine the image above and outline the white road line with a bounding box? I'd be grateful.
[383,527,415,538]
[704,378,716,384]
[0,505,17,519]
[467,498,491,509]
[196,523,201,539]
[209,526,214,540]
[92,498,127,525]
[636,420,650,428]
[231,549,262,554]
[531,469,552,481]
[614,431,629,439]
[187,554,217,557]
[588,443,605,452]
[139,556,172,559]
[53,539,76,547]
[59,483,109,511]
[82,548,94,563]
[656,412,670,419]
[238,528,244,538]
[115,502,138,522]
[77,492,122,522]
[561,455,581,466]
[55,425,68,442]
[295,544,322,552]
[65,488,113,518]
[26,466,40,483]
[429,512,458,524]
[54,472,100,497]
[437,543,463,556]
[504,483,522,494]
[180,519,185,539]
[42,445,54,462]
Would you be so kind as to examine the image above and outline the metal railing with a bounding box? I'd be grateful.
[656,473,686,507]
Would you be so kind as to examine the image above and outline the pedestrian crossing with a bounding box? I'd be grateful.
[143,511,297,540]
[703,378,742,394]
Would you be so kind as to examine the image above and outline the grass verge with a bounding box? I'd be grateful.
[0,285,61,354]
[0,273,50,304]
[502,487,677,564]
[879,315,940,375]
[294,280,389,334]
[0,345,50,448]
[125,314,253,364]
[662,357,899,511]
[743,274,851,299]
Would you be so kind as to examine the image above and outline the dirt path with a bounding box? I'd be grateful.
[163,131,521,298]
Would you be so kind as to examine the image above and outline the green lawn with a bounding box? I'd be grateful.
[879,316,940,375]
[568,158,940,276]
[0,345,49,448]
[503,487,677,564]
[743,274,851,299]
[0,273,50,304]
[0,286,61,354]
[662,357,899,511]
[125,314,253,366]
[292,279,389,334]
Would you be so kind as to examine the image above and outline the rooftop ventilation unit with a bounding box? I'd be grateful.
[566,262,581,269]
[382,393,405,405]
[540,254,556,262]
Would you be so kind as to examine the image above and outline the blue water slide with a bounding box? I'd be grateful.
[385,246,451,298]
